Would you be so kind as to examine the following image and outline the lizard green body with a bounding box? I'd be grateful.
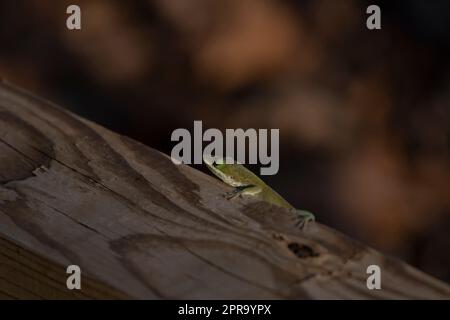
[203,155,315,228]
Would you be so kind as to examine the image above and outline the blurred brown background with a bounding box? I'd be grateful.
[0,0,449,283]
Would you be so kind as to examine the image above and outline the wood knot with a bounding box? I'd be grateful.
[287,242,319,259]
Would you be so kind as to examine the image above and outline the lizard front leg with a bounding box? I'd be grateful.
[225,185,262,200]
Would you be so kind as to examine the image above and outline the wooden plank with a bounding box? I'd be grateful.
[0,81,449,299]
[0,237,127,299]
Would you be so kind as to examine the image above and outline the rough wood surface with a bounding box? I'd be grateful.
[0,81,449,300]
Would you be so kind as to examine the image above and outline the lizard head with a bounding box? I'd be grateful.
[203,154,244,187]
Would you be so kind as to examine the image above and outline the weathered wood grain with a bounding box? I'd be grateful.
[0,236,127,299]
[0,81,449,299]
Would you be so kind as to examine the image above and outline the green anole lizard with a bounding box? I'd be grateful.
[203,155,315,229]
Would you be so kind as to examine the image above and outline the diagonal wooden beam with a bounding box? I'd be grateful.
[0,81,449,299]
